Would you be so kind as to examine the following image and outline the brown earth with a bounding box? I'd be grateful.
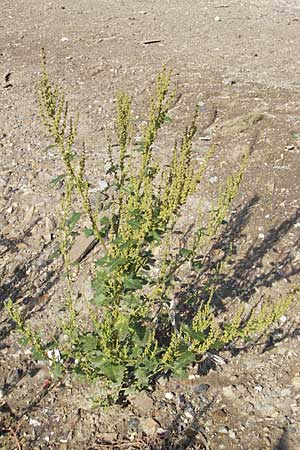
[1,1,300,449]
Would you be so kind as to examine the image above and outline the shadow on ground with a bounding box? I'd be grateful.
[0,219,61,345]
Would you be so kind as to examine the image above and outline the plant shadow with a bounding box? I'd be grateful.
[175,196,300,347]
[0,220,61,345]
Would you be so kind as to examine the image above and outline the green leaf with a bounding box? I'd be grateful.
[49,174,65,187]
[18,336,30,346]
[174,351,195,370]
[49,247,61,260]
[100,216,110,226]
[92,292,109,306]
[163,115,172,124]
[115,314,130,341]
[183,326,206,342]
[133,141,145,153]
[67,212,81,231]
[127,219,143,230]
[123,276,143,291]
[142,358,159,373]
[106,257,128,272]
[134,367,149,388]
[79,335,98,352]
[191,258,203,270]
[84,227,94,237]
[31,348,45,361]
[210,339,224,350]
[179,248,193,258]
[52,363,63,380]
[44,144,57,152]
[95,255,110,267]
[95,255,128,271]
[118,239,137,250]
[100,362,125,384]
[123,293,140,308]
[173,366,189,380]
[148,229,161,242]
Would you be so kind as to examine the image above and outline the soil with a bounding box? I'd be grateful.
[1,1,300,449]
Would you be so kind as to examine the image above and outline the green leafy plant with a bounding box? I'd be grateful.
[6,50,297,404]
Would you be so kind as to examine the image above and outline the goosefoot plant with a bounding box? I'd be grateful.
[7,50,296,404]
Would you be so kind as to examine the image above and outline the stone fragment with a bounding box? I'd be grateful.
[165,392,174,400]
[141,417,160,436]
[222,385,235,399]
[131,390,154,414]
[69,233,97,263]
[292,375,300,389]
[128,417,140,430]
[193,383,210,394]
[228,430,236,439]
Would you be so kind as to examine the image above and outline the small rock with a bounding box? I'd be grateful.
[215,16,221,21]
[194,383,210,394]
[157,375,168,387]
[219,426,228,434]
[157,428,170,438]
[209,176,218,184]
[141,417,160,436]
[128,417,140,430]
[280,388,291,397]
[184,409,194,420]
[222,385,235,399]
[131,390,154,414]
[292,375,300,389]
[80,276,94,301]
[69,233,97,263]
[165,392,174,401]
[29,417,41,427]
[24,205,35,224]
[228,430,236,439]
[100,432,118,442]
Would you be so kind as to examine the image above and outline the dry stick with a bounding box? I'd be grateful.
[4,427,22,450]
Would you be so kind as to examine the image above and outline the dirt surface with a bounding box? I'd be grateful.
[1,1,300,449]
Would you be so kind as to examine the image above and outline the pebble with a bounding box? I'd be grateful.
[292,375,300,389]
[157,375,168,386]
[165,391,174,400]
[194,383,210,394]
[69,233,97,263]
[127,417,140,430]
[228,429,236,439]
[131,390,154,414]
[157,428,170,438]
[209,176,218,184]
[141,417,160,436]
[222,385,235,399]
[29,417,41,427]
[184,409,194,420]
